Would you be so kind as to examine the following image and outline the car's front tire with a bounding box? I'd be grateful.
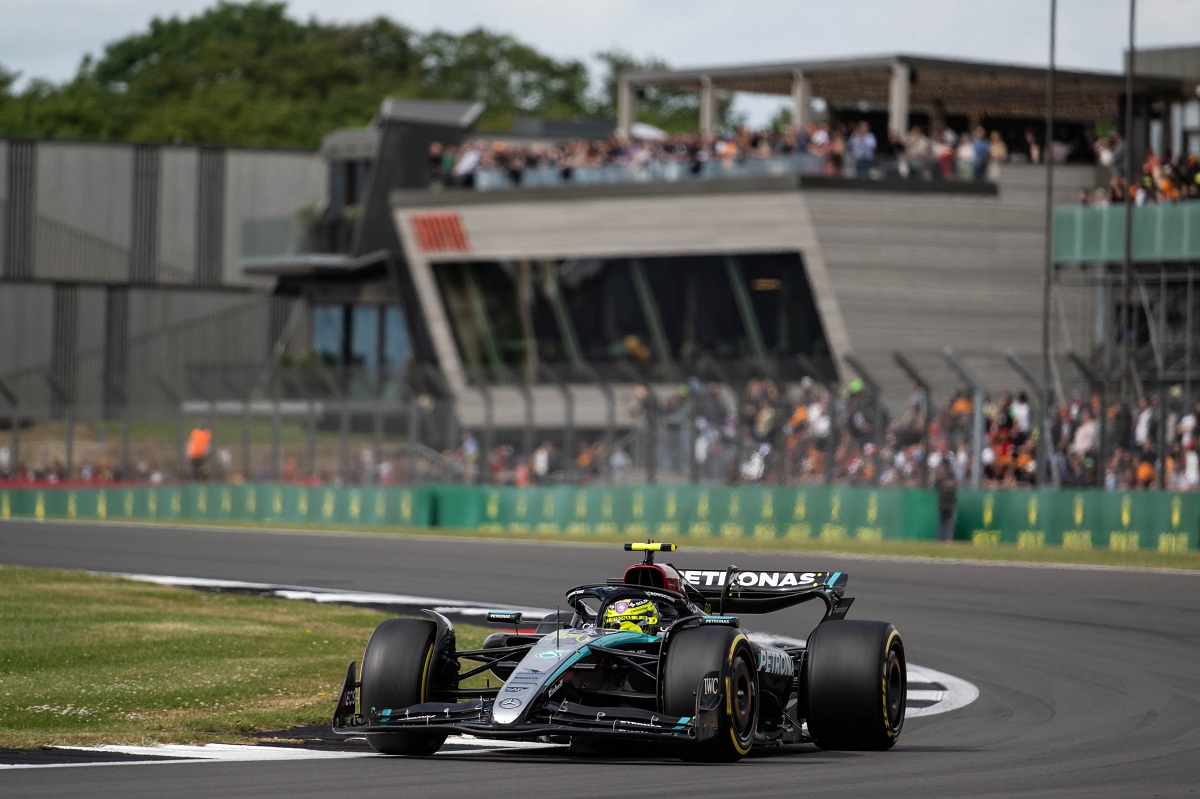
[805,620,906,750]
[663,626,759,762]
[359,618,449,756]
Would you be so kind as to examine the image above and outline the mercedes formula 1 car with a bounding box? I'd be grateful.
[332,542,905,761]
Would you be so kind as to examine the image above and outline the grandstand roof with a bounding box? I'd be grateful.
[624,53,1185,120]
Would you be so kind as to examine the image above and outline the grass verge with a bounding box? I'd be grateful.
[0,566,487,750]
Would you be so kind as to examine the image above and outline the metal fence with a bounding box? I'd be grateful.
[0,355,924,489]
[3,345,1197,494]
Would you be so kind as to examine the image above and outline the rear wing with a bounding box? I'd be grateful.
[675,567,852,618]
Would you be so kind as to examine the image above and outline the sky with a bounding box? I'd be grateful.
[3,0,1200,125]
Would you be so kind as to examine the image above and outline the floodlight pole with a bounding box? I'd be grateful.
[1041,0,1057,489]
[1068,352,1108,488]
[1005,349,1058,487]
[1121,0,1136,402]
[892,351,933,487]
[944,348,985,490]
[843,355,883,485]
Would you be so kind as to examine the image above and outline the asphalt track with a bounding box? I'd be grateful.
[2,519,1200,798]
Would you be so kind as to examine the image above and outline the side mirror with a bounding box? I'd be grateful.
[486,611,523,626]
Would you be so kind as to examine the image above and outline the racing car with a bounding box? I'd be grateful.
[332,542,905,761]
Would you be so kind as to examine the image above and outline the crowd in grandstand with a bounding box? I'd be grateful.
[3,378,1198,492]
[431,376,1200,493]
[1079,134,1200,205]
[429,120,1032,188]
[427,120,1200,192]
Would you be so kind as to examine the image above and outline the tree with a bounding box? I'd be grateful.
[0,1,716,147]
[592,49,733,134]
[414,27,591,132]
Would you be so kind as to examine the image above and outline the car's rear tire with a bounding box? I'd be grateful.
[805,620,905,750]
[663,626,759,762]
[359,618,449,756]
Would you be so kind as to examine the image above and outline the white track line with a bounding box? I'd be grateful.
[905,665,979,718]
[0,739,563,770]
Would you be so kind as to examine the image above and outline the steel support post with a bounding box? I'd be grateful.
[892,352,934,487]
[843,354,884,485]
[944,348,985,490]
[1005,350,1059,487]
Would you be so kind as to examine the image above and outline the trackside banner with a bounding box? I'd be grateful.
[0,484,433,528]
[0,484,1196,551]
[955,488,1199,553]
[433,484,937,543]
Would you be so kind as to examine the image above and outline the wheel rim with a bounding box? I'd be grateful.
[884,651,904,730]
[729,653,757,745]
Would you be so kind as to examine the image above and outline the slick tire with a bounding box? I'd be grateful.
[663,626,759,762]
[805,620,906,751]
[359,618,448,756]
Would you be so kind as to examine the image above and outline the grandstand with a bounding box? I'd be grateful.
[3,47,1200,486]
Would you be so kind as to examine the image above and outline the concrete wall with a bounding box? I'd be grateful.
[33,142,134,282]
[1130,46,1200,80]
[2,139,324,288]
[158,147,200,284]
[393,166,1093,419]
[0,140,7,272]
[223,150,325,287]
[805,163,1092,403]
[0,138,322,421]
[0,285,56,411]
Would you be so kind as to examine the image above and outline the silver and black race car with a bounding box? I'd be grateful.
[332,542,906,761]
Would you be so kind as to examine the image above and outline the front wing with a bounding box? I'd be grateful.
[332,661,722,744]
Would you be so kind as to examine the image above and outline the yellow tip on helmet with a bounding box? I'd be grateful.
[603,598,659,632]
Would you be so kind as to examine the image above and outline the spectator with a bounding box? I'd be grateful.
[828,123,847,176]
[428,142,444,185]
[1134,396,1158,451]
[1110,131,1127,178]
[531,441,554,482]
[452,142,482,188]
[987,130,1008,180]
[1071,409,1098,459]
[1012,391,1032,446]
[848,121,877,177]
[903,124,933,179]
[939,127,960,178]
[1022,128,1042,164]
[955,133,976,180]
[934,461,957,541]
[459,431,479,481]
[187,425,212,480]
[971,127,989,181]
[878,128,905,177]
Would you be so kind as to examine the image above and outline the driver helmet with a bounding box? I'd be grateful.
[602,598,659,632]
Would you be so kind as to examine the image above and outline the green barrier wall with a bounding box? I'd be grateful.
[955,488,1199,553]
[435,485,938,543]
[0,484,434,528]
[1,483,1196,551]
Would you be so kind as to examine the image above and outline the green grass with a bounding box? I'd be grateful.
[0,566,487,750]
